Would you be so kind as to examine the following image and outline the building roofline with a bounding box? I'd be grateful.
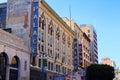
[83,32,91,42]
[41,0,75,36]
[80,24,97,34]
[74,22,84,33]
[0,2,7,8]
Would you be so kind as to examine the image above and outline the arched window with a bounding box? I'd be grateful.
[62,32,66,44]
[11,56,19,68]
[56,27,60,40]
[9,56,20,80]
[39,13,46,30]
[68,37,71,47]
[48,20,53,35]
[0,52,8,80]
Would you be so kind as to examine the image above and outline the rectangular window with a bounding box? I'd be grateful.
[51,63,53,71]
[62,67,64,73]
[24,61,27,70]
[39,59,41,67]
[88,34,90,38]
[42,33,44,42]
[39,17,41,27]
[42,21,44,30]
[48,49,50,57]
[56,65,58,72]
[48,62,50,70]
[50,50,52,57]
[39,44,40,51]
[58,65,60,73]
[65,68,66,74]
[50,38,52,47]
[50,29,52,35]
[41,45,44,52]
[88,30,90,33]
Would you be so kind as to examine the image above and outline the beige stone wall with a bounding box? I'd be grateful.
[62,17,91,68]
[0,29,30,80]
[80,26,94,41]
[32,0,75,76]
[82,34,90,68]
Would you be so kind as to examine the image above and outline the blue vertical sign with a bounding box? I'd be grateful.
[74,38,78,72]
[32,1,38,56]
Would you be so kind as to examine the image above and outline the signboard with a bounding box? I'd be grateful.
[74,38,79,72]
[6,0,32,49]
[79,44,82,66]
[31,1,39,56]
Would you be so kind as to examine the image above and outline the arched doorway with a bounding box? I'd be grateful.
[0,52,8,80]
[9,56,20,80]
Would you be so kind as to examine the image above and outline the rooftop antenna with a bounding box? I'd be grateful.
[69,5,71,28]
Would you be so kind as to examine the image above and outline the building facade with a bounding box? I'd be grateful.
[0,29,30,80]
[63,17,91,80]
[0,3,7,29]
[63,18,91,68]
[101,57,116,67]
[3,0,75,79]
[80,25,98,64]
[1,0,98,80]
[82,33,91,68]
[30,0,75,80]
[101,57,118,80]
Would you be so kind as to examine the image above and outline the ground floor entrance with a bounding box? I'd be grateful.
[0,29,30,80]
[0,53,20,80]
[30,67,47,80]
[0,53,7,80]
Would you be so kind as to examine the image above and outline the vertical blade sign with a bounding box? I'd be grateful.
[32,1,38,56]
[74,38,79,72]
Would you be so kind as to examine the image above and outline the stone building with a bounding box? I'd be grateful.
[1,0,95,80]
[80,25,98,64]
[30,0,75,80]
[63,17,91,80]
[0,29,30,80]
[101,57,115,67]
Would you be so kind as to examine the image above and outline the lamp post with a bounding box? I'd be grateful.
[41,52,47,80]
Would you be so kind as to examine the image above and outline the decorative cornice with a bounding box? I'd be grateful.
[41,0,75,36]
[0,29,29,53]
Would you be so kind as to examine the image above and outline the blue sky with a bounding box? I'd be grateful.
[45,0,120,67]
[1,0,120,68]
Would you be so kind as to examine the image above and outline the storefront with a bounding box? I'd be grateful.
[30,67,47,80]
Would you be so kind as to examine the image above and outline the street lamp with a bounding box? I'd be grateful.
[40,52,47,80]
